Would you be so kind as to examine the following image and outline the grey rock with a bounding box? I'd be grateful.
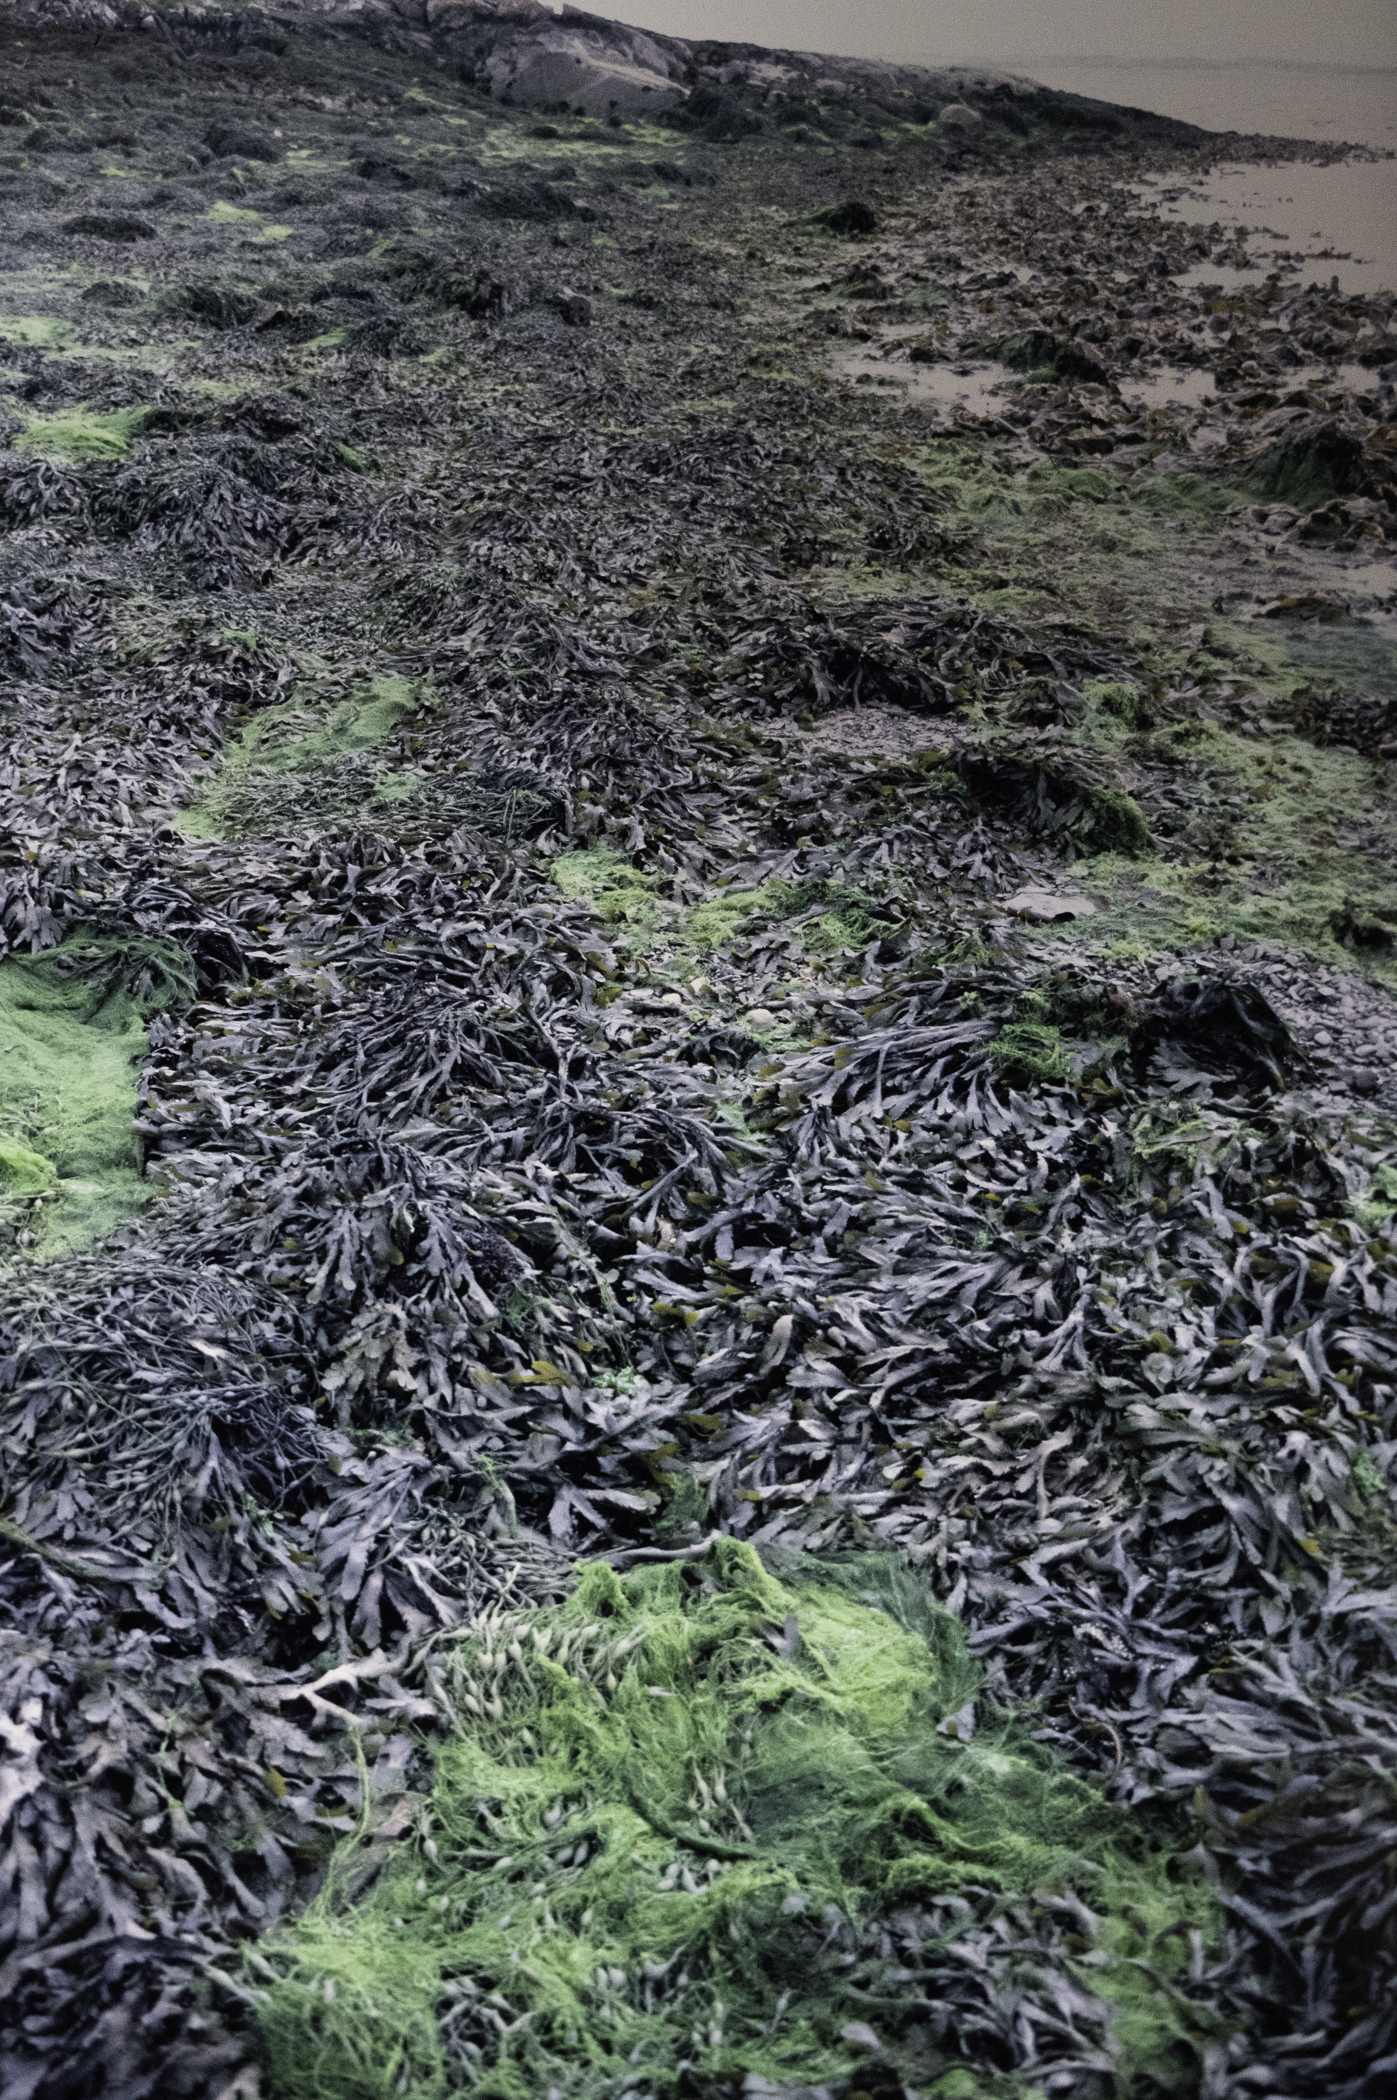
[939,102,986,132]
[1003,887,1097,921]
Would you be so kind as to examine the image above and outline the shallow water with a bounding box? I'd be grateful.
[836,353,1384,423]
[958,59,1397,302]
[834,345,1009,417]
[1119,367,1217,410]
[1134,162,1397,299]
[965,58,1397,153]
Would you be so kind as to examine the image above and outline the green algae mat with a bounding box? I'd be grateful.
[253,1544,1212,2099]
[0,937,190,1259]
[181,676,424,839]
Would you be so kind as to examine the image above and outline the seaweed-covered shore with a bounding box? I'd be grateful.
[0,6,1395,2098]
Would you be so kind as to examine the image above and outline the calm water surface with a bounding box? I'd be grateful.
[970,59,1397,151]
[957,60,1397,297]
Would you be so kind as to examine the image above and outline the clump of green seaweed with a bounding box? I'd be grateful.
[253,1544,1215,2100]
[0,934,194,1255]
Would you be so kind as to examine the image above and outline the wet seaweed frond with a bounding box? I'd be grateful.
[0,11,1393,2096]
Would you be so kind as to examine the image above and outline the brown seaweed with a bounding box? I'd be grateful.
[0,6,1392,2097]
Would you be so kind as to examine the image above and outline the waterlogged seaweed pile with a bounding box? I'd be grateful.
[0,7,1393,2100]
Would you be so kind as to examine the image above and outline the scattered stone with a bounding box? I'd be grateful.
[1003,887,1098,921]
[1256,593,1351,622]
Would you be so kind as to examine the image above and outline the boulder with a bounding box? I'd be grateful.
[938,103,984,132]
[457,17,685,120]
[1003,888,1097,922]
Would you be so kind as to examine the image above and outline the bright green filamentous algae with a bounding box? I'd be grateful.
[0,935,193,1258]
[252,1543,1216,2099]
[181,676,424,839]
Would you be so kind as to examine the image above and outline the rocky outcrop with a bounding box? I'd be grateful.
[0,0,1026,127]
[434,7,687,118]
[0,0,1218,150]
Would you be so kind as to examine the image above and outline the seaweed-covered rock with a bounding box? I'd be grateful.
[679,82,765,140]
[476,179,588,221]
[61,212,155,241]
[355,148,440,190]
[79,278,144,309]
[1332,897,1397,950]
[817,196,879,236]
[350,312,429,357]
[938,101,985,131]
[1000,326,1109,384]
[1137,974,1296,1090]
[226,391,306,441]
[204,121,282,163]
[1242,416,1372,508]
[957,743,1150,855]
[183,282,262,330]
